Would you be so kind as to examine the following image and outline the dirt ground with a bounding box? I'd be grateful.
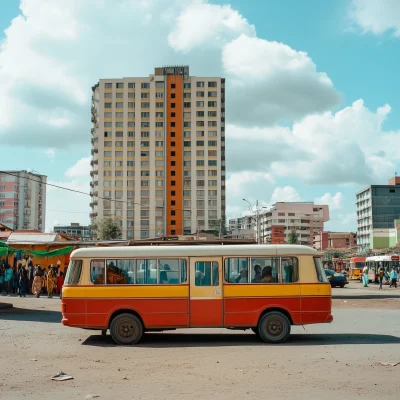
[0,295,399,400]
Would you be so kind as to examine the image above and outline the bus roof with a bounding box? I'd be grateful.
[70,244,319,259]
[366,255,399,262]
[350,257,366,261]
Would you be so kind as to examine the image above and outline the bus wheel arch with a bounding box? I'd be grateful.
[257,308,292,344]
[109,310,145,345]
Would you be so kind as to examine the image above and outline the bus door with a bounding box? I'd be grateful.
[189,257,223,327]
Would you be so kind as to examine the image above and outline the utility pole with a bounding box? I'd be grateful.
[243,199,264,244]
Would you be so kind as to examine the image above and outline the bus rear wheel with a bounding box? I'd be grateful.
[110,313,143,345]
[257,311,291,344]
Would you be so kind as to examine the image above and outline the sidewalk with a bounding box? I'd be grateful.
[332,281,400,299]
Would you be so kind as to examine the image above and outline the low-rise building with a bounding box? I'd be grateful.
[53,223,91,240]
[313,231,357,251]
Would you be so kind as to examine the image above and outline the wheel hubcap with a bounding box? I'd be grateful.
[118,320,136,339]
[266,319,283,337]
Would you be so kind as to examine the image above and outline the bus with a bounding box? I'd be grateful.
[61,244,333,345]
[366,255,400,283]
[349,257,365,280]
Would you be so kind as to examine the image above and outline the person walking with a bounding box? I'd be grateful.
[389,266,398,288]
[378,266,385,290]
[4,264,13,295]
[28,261,34,294]
[18,266,27,297]
[32,266,44,298]
[47,266,57,298]
[362,266,369,287]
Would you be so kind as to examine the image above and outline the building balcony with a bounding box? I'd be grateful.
[91,148,98,155]
[91,128,95,136]
[91,116,97,124]
[90,212,98,218]
[90,159,98,167]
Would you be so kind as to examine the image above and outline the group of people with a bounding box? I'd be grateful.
[0,260,65,298]
[361,265,398,289]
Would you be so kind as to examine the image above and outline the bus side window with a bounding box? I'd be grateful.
[281,257,299,283]
[224,258,249,283]
[91,260,105,284]
[195,261,218,286]
[252,257,280,283]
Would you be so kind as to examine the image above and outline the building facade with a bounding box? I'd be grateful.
[356,177,400,251]
[260,202,330,246]
[228,216,255,240]
[313,231,357,251]
[0,170,46,231]
[90,66,225,240]
[53,223,91,240]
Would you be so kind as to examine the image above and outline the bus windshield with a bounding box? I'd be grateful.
[64,260,83,285]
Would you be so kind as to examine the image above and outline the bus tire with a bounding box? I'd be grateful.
[257,311,291,344]
[110,313,143,345]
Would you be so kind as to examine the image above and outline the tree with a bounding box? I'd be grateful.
[93,217,122,240]
[287,229,298,244]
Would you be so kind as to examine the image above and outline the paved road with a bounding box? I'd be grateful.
[0,297,399,400]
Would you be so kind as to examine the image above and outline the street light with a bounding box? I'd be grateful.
[243,199,263,244]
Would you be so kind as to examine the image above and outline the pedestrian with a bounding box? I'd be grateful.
[47,266,57,298]
[18,266,27,297]
[0,264,4,293]
[32,265,44,298]
[28,261,34,294]
[389,266,398,288]
[4,264,13,295]
[12,266,19,294]
[362,266,369,287]
[56,271,65,298]
[378,266,385,290]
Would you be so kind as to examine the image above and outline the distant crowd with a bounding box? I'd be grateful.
[0,260,65,298]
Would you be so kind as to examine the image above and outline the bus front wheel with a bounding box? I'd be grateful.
[257,311,291,344]
[110,313,143,345]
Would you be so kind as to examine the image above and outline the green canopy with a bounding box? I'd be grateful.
[0,243,16,256]
[0,243,74,258]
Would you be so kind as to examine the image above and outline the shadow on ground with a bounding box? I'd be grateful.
[82,332,400,348]
[0,308,61,323]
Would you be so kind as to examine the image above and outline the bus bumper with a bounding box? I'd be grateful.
[326,314,333,323]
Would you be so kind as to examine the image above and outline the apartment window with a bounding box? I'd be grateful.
[128,102,134,108]
[196,111,204,117]
[171,151,176,156]
[170,93,176,99]
[104,93,112,99]
[155,151,164,156]
[128,92,135,98]
[141,102,150,108]
[116,92,123,98]
[141,171,150,176]
[208,121,217,127]
[184,112,191,118]
[171,103,176,109]
[104,131,112,138]
[127,141,134,147]
[128,112,135,118]
[116,102,123,108]
[156,180,163,187]
[170,132,175,138]
[184,151,191,157]
[141,82,150,89]
[183,190,191,197]
[196,91,204,97]
[115,180,123,186]
[127,190,134,198]
[208,101,217,107]
[127,151,134,157]
[105,102,112,108]
[184,141,191,147]
[171,191,176,196]
[156,112,164,118]
[209,160,217,166]
[184,131,191,138]
[104,161,112,166]
[127,170,134,176]
[184,121,191,127]
[209,180,217,186]
[141,141,150,147]
[141,122,150,128]
[196,140,204,146]
[208,82,217,88]
[208,91,217,97]
[171,171,176,176]
[116,122,124,127]
[104,141,112,147]
[105,83,112,89]
[128,82,134,88]
[141,132,149,138]
[115,112,123,118]
[184,161,191,167]
[156,102,164,108]
[208,141,217,146]
[184,93,191,99]
[104,122,112,127]
[208,170,217,176]
[197,81,205,87]
[155,160,164,166]
[196,131,204,137]
[208,111,217,117]
[114,131,122,137]
[115,171,123,177]
[156,171,164,177]
[104,112,112,118]
[155,141,163,146]
[156,122,164,127]
[184,83,191,89]
[208,190,217,197]
[170,122,175,127]
[156,82,164,89]
[115,161,123,167]
[184,102,191,108]
[141,180,149,186]
[141,93,150,99]
[115,141,123,147]
[208,131,217,137]
[197,160,205,166]
[104,151,112,157]
[196,150,204,156]
[196,121,204,127]
[156,92,164,98]
[196,101,204,107]
[127,161,134,166]
[104,180,111,187]
[197,170,205,177]
[104,171,112,177]
[141,112,150,118]
[116,83,124,89]
[197,180,205,187]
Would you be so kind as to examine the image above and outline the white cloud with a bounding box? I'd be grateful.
[350,0,400,36]
[222,34,341,126]
[65,156,91,178]
[168,3,255,52]
[315,192,343,210]
[270,186,301,203]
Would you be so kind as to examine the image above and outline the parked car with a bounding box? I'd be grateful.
[324,269,348,288]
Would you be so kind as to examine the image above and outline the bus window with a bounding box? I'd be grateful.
[64,260,82,285]
[91,260,106,284]
[314,258,328,283]
[252,257,280,283]
[106,260,131,284]
[281,257,299,283]
[224,258,249,283]
[195,261,218,286]
[136,259,157,284]
[158,259,184,284]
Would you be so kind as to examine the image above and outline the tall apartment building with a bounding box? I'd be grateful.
[356,176,400,251]
[0,170,47,231]
[260,202,330,246]
[90,66,226,240]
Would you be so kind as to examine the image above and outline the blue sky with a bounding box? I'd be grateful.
[1,0,400,232]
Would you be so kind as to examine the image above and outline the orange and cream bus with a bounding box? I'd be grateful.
[349,257,365,280]
[61,244,332,345]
